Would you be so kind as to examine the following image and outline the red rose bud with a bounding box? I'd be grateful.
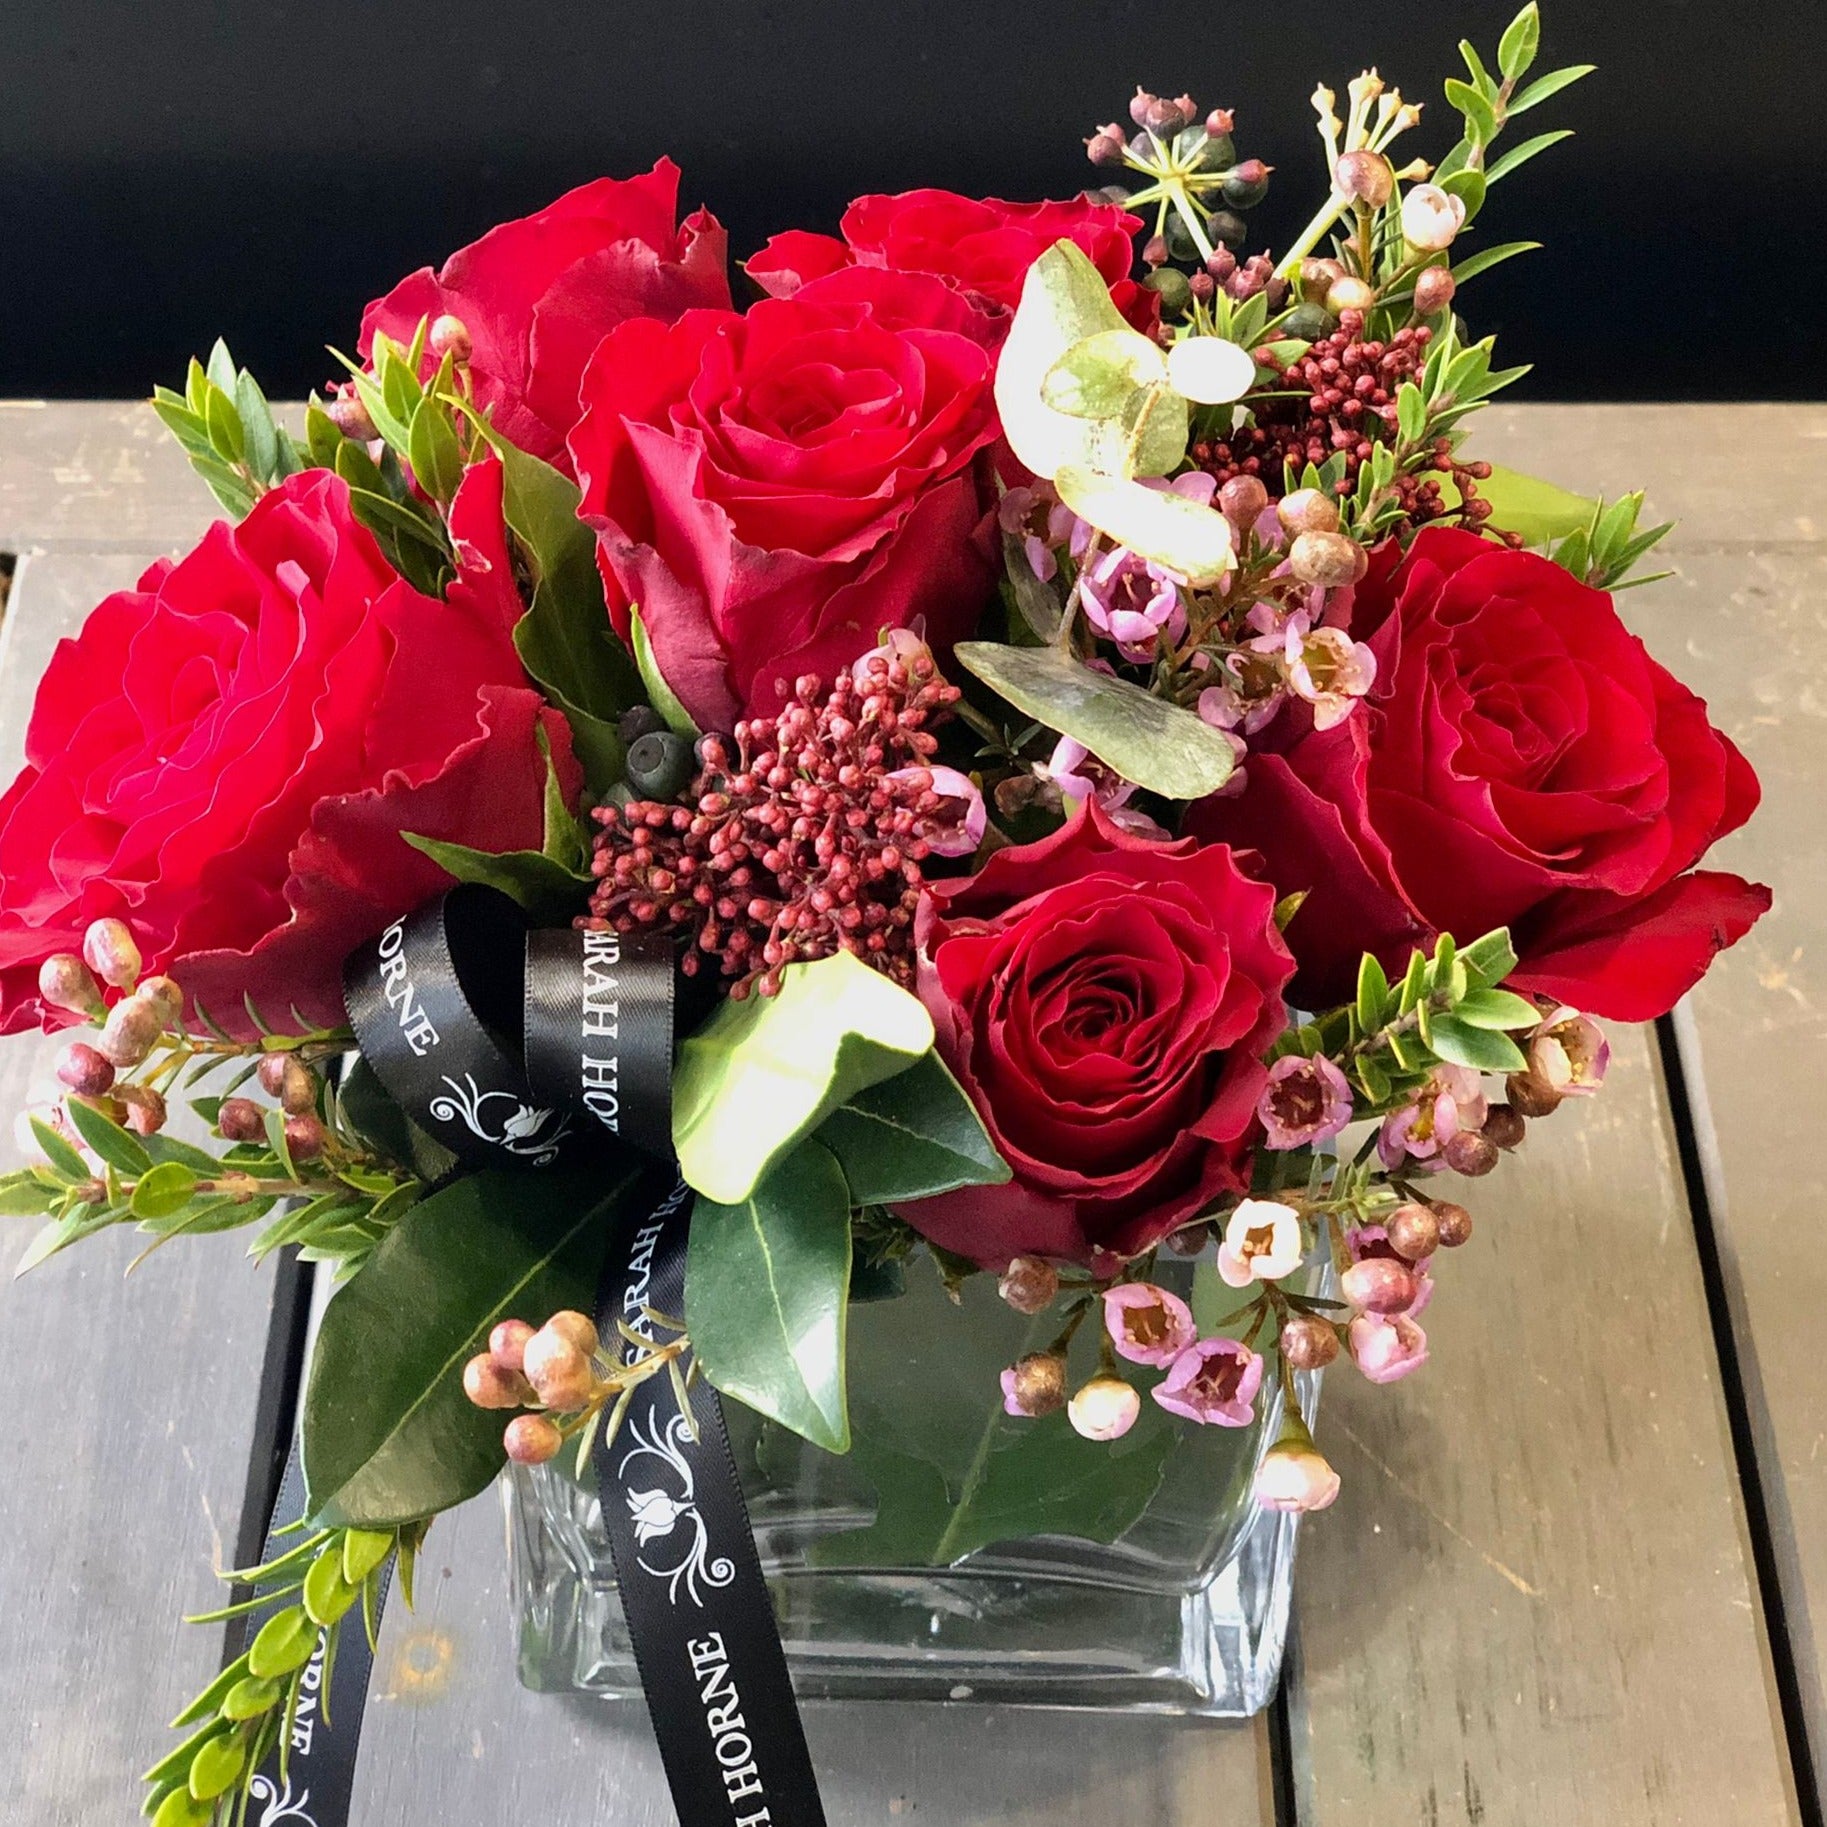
[503,1414,563,1465]
[1413,265,1457,316]
[427,313,472,362]
[56,1041,115,1097]
[217,1097,266,1143]
[37,953,102,1019]
[82,918,141,991]
[490,1319,536,1373]
[997,1256,1060,1314]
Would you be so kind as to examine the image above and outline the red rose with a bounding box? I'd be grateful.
[1193,527,1769,1020]
[903,805,1293,1271]
[361,161,729,472]
[0,465,576,1035]
[569,266,999,730]
[747,187,1142,327]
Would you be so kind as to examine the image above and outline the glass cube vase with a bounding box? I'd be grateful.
[508,1247,1328,1717]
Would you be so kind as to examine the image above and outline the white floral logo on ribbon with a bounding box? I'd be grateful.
[248,1774,319,1826]
[428,1073,572,1165]
[618,1409,736,1608]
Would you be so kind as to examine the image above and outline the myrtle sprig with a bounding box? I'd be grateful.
[142,1519,429,1827]
[151,340,306,519]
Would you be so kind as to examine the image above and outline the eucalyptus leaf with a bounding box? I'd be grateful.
[672,950,934,1206]
[954,641,1238,799]
[1053,466,1234,585]
[816,1050,1009,1204]
[1039,326,1167,419]
[302,1163,651,1527]
[994,240,1140,480]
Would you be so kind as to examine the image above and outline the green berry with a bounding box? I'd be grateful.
[1142,269,1193,315]
[1281,302,1338,342]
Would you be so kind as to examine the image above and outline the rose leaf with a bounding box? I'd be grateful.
[817,1050,1010,1204]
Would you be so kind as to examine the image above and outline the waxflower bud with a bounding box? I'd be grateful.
[523,1327,597,1409]
[1280,1314,1340,1369]
[1413,265,1457,316]
[1482,1104,1527,1151]
[1253,1418,1341,1512]
[1298,257,1345,303]
[1386,1201,1441,1260]
[1068,1375,1142,1442]
[324,390,377,442]
[464,1352,534,1411]
[1341,1255,1418,1315]
[1443,1129,1499,1177]
[1218,475,1268,528]
[38,953,103,1018]
[1325,275,1377,316]
[1165,1219,1211,1258]
[278,1055,319,1116]
[428,313,472,362]
[257,1053,288,1097]
[82,917,141,991]
[137,975,185,1025]
[218,1097,266,1143]
[283,1113,327,1162]
[504,1414,563,1465]
[1430,1200,1474,1248]
[997,1255,1059,1315]
[1000,1351,1068,1417]
[1505,1069,1562,1118]
[116,1084,167,1137]
[97,996,163,1068]
[56,1041,115,1097]
[545,1309,601,1357]
[1277,487,1340,535]
[1288,529,1369,589]
[1334,148,1395,208]
[489,1318,536,1373]
[1401,183,1466,252]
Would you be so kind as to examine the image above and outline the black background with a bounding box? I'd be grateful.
[2,0,1822,400]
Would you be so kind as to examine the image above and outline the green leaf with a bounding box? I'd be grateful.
[672,950,934,1205]
[1356,951,1391,1034]
[994,240,1142,480]
[1443,77,1498,146]
[63,1096,154,1176]
[30,1116,90,1183]
[688,1139,853,1452]
[302,1163,647,1527]
[1509,63,1595,115]
[1040,326,1167,419]
[629,604,700,738]
[1439,166,1488,221]
[1446,240,1542,285]
[0,1170,54,1217]
[1453,987,1542,1031]
[1054,465,1234,585]
[1472,463,1597,545]
[1458,38,1500,98]
[334,1058,458,1185]
[1497,2,1541,79]
[998,530,1063,644]
[1485,130,1572,185]
[129,1161,200,1221]
[406,397,463,504]
[816,1050,1009,1203]
[1426,1015,1527,1073]
[1396,381,1427,444]
[401,832,589,923]
[953,641,1238,799]
[247,1606,318,1680]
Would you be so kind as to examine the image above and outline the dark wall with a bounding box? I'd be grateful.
[3,0,1822,400]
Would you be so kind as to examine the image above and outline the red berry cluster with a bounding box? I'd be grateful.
[586,655,963,997]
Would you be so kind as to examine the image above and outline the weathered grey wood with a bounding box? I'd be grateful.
[351,1489,1278,1825]
[0,551,291,1825]
[1287,1023,1799,1824]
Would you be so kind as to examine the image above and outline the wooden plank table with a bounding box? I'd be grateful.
[0,401,1816,1826]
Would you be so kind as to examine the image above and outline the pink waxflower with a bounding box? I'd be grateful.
[1377,1064,1488,1170]
[1258,1053,1354,1149]
[1152,1337,1264,1426]
[849,624,935,687]
[1102,1282,1198,1367]
[891,764,986,858]
[1348,1311,1429,1383]
[1036,737,1169,837]
[1253,1419,1341,1512]
[997,484,1087,582]
[1281,610,1376,730]
[1528,1006,1610,1097]
[1217,1198,1305,1288]
[1345,1224,1432,1316]
[1079,546,1187,660]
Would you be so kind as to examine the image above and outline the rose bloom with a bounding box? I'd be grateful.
[570,266,999,731]
[0,466,573,1034]
[362,161,729,471]
[900,804,1294,1270]
[747,187,1141,325]
[1194,528,1770,1019]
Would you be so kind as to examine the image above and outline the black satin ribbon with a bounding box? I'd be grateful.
[592,1176,829,1827]
[237,885,828,1827]
[239,1444,390,1827]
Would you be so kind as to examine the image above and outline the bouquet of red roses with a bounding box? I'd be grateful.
[0,8,1769,1823]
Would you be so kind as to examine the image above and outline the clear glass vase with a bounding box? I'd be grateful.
[507,1245,1329,1717]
